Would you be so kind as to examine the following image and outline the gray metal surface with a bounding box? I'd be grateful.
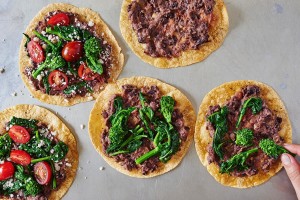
[0,0,299,199]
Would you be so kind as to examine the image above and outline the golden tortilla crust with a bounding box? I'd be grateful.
[120,0,229,68]
[0,105,78,200]
[19,3,124,106]
[89,76,196,178]
[194,80,292,188]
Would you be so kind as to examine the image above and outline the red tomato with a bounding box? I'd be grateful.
[62,41,83,62]
[48,70,69,91]
[78,62,99,81]
[0,162,15,181]
[34,161,52,185]
[10,150,31,166]
[9,125,30,144]
[47,13,70,26]
[27,40,45,64]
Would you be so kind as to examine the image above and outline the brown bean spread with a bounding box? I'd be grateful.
[128,0,215,58]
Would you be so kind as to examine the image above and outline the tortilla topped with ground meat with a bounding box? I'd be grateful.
[120,0,228,68]
[89,76,196,178]
[0,104,78,199]
[194,80,292,188]
[19,3,124,106]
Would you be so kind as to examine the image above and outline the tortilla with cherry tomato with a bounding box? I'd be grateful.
[19,3,124,106]
[194,80,292,188]
[0,105,78,199]
[120,0,228,68]
[89,76,196,178]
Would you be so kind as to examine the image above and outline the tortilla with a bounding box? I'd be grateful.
[120,0,229,68]
[19,3,124,106]
[194,80,292,188]
[89,76,196,178]
[0,104,78,199]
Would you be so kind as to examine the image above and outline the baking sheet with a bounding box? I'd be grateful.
[0,0,299,199]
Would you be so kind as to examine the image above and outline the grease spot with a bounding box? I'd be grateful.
[274,3,284,14]
[280,83,287,89]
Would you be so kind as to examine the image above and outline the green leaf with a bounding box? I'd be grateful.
[0,134,12,160]
[9,117,38,130]
[23,33,31,48]
[235,128,254,147]
[259,139,293,159]
[46,26,81,41]
[84,37,103,74]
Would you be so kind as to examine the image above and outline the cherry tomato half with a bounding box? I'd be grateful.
[10,150,31,166]
[62,41,84,62]
[27,40,45,64]
[47,13,70,26]
[48,70,69,91]
[9,125,30,144]
[0,162,15,181]
[34,161,52,185]
[78,62,99,81]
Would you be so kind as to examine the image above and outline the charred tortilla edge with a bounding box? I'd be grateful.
[0,104,78,200]
[19,3,124,106]
[88,76,196,178]
[194,80,292,188]
[119,0,229,68]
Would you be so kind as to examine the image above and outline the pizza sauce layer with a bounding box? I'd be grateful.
[24,11,113,98]
[0,117,70,199]
[206,85,284,177]
[128,0,215,58]
[101,85,189,175]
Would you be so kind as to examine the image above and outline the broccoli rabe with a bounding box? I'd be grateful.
[84,37,103,74]
[0,133,12,160]
[259,139,293,159]
[220,148,258,174]
[235,128,254,147]
[46,26,81,41]
[139,93,155,139]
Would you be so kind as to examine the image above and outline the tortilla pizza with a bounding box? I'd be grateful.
[120,0,229,68]
[0,104,78,199]
[89,76,196,178]
[195,80,292,188]
[19,3,124,106]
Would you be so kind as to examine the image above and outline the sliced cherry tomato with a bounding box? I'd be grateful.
[9,125,30,144]
[0,162,15,181]
[62,41,84,62]
[10,150,31,166]
[48,70,69,91]
[34,161,52,185]
[27,40,45,64]
[47,13,70,26]
[78,62,99,81]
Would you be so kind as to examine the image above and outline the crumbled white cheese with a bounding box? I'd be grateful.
[50,149,54,154]
[10,194,14,198]
[99,166,105,171]
[33,37,39,42]
[80,124,85,129]
[51,131,57,136]
[47,53,52,57]
[36,74,42,81]
[3,179,13,189]
[42,44,47,49]
[88,21,94,27]
[41,31,46,35]
[103,40,107,44]
[84,177,87,179]
[66,163,72,167]
[0,68,5,73]
[48,35,53,40]
[0,160,4,164]
[11,92,17,97]
[64,99,69,102]
[87,96,93,101]
[37,140,45,148]
[54,163,60,171]
[7,158,11,161]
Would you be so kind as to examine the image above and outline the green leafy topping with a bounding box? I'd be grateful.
[19,135,52,158]
[259,139,293,159]
[46,26,81,41]
[135,120,180,164]
[32,53,66,78]
[160,96,175,124]
[23,33,31,48]
[220,148,258,174]
[139,93,155,139]
[63,81,93,95]
[84,37,103,74]
[236,97,263,128]
[207,106,228,160]
[235,128,254,147]
[33,30,60,51]
[9,116,38,130]
[42,75,50,94]
[0,134,12,160]
[31,141,69,163]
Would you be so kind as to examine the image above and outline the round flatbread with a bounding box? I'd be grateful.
[0,104,78,199]
[19,3,124,106]
[89,76,196,178]
[194,80,292,188]
[120,0,229,68]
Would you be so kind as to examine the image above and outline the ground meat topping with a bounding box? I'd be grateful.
[207,85,284,177]
[127,0,215,58]
[101,85,189,175]
[24,10,113,98]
